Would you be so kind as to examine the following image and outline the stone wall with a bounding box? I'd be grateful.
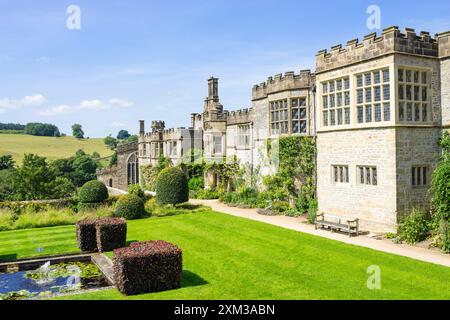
[317,128,398,232]
[96,166,118,188]
[395,127,442,217]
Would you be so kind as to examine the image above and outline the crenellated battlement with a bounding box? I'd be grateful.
[117,142,139,154]
[226,108,253,125]
[316,26,440,73]
[252,70,313,100]
[96,166,117,175]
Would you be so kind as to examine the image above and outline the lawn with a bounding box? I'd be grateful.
[0,134,113,163]
[0,210,449,300]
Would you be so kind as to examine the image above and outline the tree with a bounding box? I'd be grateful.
[49,150,100,187]
[24,123,60,137]
[127,135,138,143]
[109,152,118,167]
[0,169,16,201]
[0,155,15,170]
[12,154,56,200]
[117,130,130,140]
[104,135,118,150]
[72,123,84,139]
[71,154,98,186]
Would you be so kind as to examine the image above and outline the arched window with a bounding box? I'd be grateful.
[127,152,139,185]
[108,178,113,187]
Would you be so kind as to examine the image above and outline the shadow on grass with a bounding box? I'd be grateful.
[177,203,202,210]
[0,253,17,262]
[181,270,208,288]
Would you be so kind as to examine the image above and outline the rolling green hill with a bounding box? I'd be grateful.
[0,134,113,164]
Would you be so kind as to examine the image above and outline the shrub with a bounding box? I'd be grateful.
[78,180,108,203]
[104,195,122,207]
[271,200,290,213]
[76,219,98,252]
[96,217,127,252]
[192,188,220,200]
[156,167,189,205]
[398,208,431,244]
[307,198,318,224]
[115,194,146,220]
[188,176,204,191]
[295,194,309,214]
[113,240,182,295]
[127,184,145,200]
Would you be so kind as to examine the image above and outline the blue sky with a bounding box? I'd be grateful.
[0,0,449,137]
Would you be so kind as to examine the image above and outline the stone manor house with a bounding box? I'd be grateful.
[97,26,450,232]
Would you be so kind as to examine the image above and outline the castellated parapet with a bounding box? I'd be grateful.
[252,70,314,101]
[117,142,139,154]
[316,26,439,74]
[226,108,253,125]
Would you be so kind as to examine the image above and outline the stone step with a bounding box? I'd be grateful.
[91,253,115,285]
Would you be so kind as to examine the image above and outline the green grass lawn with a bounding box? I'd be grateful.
[0,134,113,163]
[0,210,449,300]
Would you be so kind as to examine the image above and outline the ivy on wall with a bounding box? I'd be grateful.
[266,135,316,206]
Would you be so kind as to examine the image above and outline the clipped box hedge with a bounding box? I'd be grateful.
[95,217,127,252]
[155,167,189,205]
[78,180,109,203]
[113,240,182,295]
[76,219,98,252]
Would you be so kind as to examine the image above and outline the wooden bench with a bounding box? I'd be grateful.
[314,213,359,237]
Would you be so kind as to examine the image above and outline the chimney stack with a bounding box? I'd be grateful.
[139,120,145,135]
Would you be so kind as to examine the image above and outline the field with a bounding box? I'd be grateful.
[0,134,113,163]
[0,210,449,300]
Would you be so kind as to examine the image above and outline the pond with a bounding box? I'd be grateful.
[0,261,110,300]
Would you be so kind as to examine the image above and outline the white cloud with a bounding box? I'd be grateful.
[79,99,108,110]
[111,121,125,127]
[109,98,134,108]
[38,104,72,116]
[0,94,46,112]
[38,97,135,116]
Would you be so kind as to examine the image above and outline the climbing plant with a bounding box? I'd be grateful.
[265,136,316,208]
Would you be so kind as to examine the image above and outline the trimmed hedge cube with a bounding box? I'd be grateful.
[95,218,127,252]
[113,240,182,295]
[76,219,98,252]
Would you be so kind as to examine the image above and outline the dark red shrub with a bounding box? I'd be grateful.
[95,217,127,252]
[113,240,182,295]
[76,219,97,252]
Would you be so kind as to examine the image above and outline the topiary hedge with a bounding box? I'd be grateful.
[96,217,127,252]
[113,240,182,295]
[78,180,108,203]
[156,167,189,205]
[76,219,98,252]
[115,194,147,220]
